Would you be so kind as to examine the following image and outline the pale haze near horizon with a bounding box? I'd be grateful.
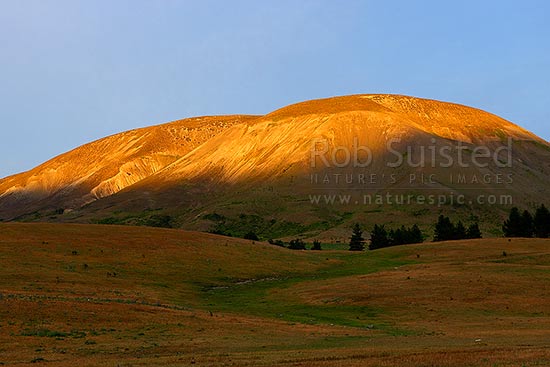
[0,0,548,178]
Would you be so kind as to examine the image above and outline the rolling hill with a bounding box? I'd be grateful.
[0,222,549,366]
[1,95,549,239]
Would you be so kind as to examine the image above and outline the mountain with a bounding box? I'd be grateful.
[1,95,549,239]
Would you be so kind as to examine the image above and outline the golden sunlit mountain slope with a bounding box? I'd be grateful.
[0,115,255,219]
[1,95,549,238]
[147,94,546,183]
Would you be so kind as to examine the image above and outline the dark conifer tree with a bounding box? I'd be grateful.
[312,239,322,251]
[369,224,389,250]
[454,221,467,240]
[466,222,482,239]
[503,207,523,237]
[534,204,550,238]
[520,210,534,237]
[349,223,365,251]
[434,215,455,242]
[391,227,406,246]
[409,224,424,243]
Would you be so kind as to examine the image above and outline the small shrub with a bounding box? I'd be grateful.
[311,240,322,251]
[288,238,306,250]
[244,231,259,241]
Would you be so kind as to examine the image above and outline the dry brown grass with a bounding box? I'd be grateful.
[0,224,548,366]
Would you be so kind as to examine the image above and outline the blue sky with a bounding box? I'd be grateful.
[1,0,548,178]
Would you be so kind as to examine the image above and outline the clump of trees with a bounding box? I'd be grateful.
[503,204,550,238]
[369,224,387,250]
[433,215,482,242]
[288,238,307,250]
[267,238,322,250]
[349,216,482,248]
[369,224,423,250]
[347,223,424,251]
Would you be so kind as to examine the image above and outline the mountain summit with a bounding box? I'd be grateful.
[1,94,549,237]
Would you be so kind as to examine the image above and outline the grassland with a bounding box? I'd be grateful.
[0,223,548,366]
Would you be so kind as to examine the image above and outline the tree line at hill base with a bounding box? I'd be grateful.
[433,216,482,242]
[266,238,322,250]
[349,216,482,251]
[349,204,549,251]
[354,223,424,251]
[243,204,550,251]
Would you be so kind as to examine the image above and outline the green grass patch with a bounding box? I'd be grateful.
[198,250,414,334]
[205,212,333,239]
[93,211,173,228]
